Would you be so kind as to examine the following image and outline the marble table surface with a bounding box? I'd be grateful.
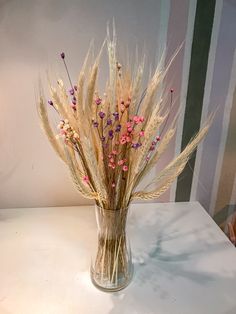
[0,202,236,314]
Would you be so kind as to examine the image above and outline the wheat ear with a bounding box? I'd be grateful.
[38,96,67,163]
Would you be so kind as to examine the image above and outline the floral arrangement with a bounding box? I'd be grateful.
[38,27,212,291]
[38,30,211,210]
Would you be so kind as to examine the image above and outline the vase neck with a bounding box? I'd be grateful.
[95,205,129,238]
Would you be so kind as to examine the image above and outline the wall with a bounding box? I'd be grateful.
[0,0,235,227]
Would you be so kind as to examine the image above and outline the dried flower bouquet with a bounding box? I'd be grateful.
[38,27,212,291]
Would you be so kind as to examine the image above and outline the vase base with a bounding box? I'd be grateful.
[90,265,134,293]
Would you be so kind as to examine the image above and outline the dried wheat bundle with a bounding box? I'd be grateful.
[38,28,212,210]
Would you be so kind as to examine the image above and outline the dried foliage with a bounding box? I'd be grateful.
[38,28,212,210]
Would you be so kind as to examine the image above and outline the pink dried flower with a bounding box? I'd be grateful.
[126,122,132,128]
[112,182,116,188]
[118,160,125,166]
[83,176,89,184]
[120,137,127,145]
[126,136,131,143]
[112,150,118,155]
[122,165,128,172]
[133,116,140,124]
[156,136,161,141]
[95,98,102,105]
[139,116,144,122]
[139,131,145,137]
[127,127,133,133]
[108,163,116,169]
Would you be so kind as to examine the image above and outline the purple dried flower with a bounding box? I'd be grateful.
[131,143,139,149]
[72,99,76,105]
[132,143,142,149]
[112,112,119,121]
[115,124,121,132]
[69,88,74,95]
[107,118,112,125]
[74,85,78,91]
[99,111,105,119]
[93,121,99,127]
[108,130,114,139]
[48,100,53,106]
[60,52,65,59]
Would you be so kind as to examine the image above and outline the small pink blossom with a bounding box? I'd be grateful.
[156,136,161,141]
[133,116,140,124]
[112,182,116,188]
[118,160,125,166]
[95,97,102,105]
[139,116,144,122]
[126,122,132,128]
[108,163,116,169]
[127,127,133,133]
[126,136,131,143]
[110,158,115,163]
[122,165,128,172]
[83,176,89,184]
[112,150,118,155]
[146,156,150,161]
[139,131,145,137]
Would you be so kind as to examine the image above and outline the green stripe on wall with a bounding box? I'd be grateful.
[175,0,216,202]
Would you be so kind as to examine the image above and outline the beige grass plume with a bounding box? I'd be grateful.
[38,28,213,210]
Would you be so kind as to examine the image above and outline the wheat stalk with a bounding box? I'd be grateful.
[38,28,212,210]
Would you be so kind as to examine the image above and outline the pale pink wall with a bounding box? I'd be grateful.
[0,0,165,209]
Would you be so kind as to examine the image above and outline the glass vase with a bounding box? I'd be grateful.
[90,205,133,292]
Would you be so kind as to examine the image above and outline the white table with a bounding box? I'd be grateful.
[0,202,236,314]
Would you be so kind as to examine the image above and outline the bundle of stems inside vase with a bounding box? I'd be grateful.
[38,26,212,211]
[92,206,130,288]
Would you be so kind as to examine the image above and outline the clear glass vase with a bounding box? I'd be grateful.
[90,205,133,292]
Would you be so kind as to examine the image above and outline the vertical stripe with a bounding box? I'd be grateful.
[155,0,190,202]
[195,0,236,212]
[190,0,223,201]
[170,0,197,201]
[224,174,236,232]
[175,0,216,202]
[209,50,236,215]
[214,86,236,219]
